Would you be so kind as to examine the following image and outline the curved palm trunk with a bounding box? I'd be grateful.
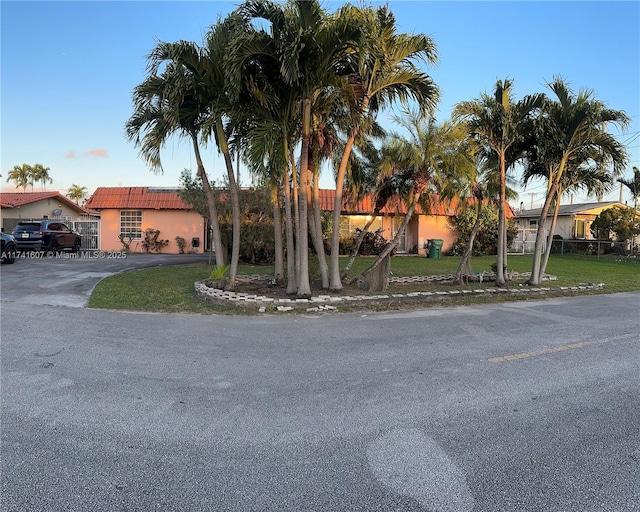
[296,97,312,298]
[215,119,240,288]
[529,160,566,285]
[350,200,419,284]
[330,126,359,290]
[454,200,483,284]
[311,168,329,289]
[340,208,379,280]
[529,180,560,285]
[539,192,563,281]
[191,134,224,266]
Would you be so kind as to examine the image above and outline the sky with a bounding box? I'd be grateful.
[2,0,639,209]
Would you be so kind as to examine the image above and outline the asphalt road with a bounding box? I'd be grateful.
[1,283,639,511]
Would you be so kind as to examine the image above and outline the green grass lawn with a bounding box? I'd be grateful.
[88,253,640,314]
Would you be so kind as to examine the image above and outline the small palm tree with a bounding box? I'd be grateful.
[618,166,640,210]
[6,164,33,192]
[32,163,53,191]
[67,184,88,205]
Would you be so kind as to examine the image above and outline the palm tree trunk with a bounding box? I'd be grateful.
[340,208,379,280]
[529,160,566,285]
[311,168,329,289]
[538,191,562,281]
[454,200,483,284]
[330,126,359,290]
[283,139,297,294]
[296,97,312,298]
[350,200,418,284]
[529,180,560,285]
[289,145,301,292]
[215,119,241,288]
[191,135,224,267]
[496,154,507,285]
[272,186,284,282]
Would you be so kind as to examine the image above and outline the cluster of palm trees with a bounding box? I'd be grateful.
[126,0,630,296]
[6,163,52,192]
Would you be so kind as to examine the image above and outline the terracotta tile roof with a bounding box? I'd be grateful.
[319,189,460,216]
[318,189,516,217]
[85,187,193,210]
[0,191,95,215]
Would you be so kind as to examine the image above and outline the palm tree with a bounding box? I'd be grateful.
[198,13,256,287]
[126,39,226,268]
[618,166,640,250]
[454,79,543,285]
[353,111,475,285]
[31,164,52,191]
[67,184,88,205]
[237,0,360,297]
[525,77,629,285]
[327,4,440,291]
[6,164,33,192]
[618,166,640,209]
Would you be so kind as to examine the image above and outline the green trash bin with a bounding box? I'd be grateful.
[428,239,443,259]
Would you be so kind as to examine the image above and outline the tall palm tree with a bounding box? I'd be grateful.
[328,4,439,291]
[454,79,543,285]
[198,13,255,287]
[31,164,52,191]
[67,184,88,205]
[524,77,629,285]
[6,164,33,192]
[125,40,225,268]
[237,0,360,297]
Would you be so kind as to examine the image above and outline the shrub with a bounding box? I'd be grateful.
[175,236,187,254]
[141,228,169,253]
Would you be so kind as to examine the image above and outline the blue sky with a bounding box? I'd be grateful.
[2,1,639,208]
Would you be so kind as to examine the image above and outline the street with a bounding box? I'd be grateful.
[1,292,639,511]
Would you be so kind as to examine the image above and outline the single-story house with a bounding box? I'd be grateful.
[85,187,206,254]
[513,201,627,241]
[318,190,513,255]
[1,191,97,233]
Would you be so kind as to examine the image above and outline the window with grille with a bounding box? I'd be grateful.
[120,210,142,239]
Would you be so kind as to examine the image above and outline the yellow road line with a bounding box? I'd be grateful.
[488,333,638,363]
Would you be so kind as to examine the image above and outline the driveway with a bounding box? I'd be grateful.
[0,252,209,308]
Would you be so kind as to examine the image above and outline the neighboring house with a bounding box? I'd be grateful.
[317,190,510,255]
[513,201,627,242]
[85,187,205,253]
[1,191,97,231]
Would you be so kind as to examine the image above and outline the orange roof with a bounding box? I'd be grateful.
[0,191,95,215]
[85,187,193,210]
[318,189,516,217]
[318,189,457,216]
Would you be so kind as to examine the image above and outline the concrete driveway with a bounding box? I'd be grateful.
[0,251,209,308]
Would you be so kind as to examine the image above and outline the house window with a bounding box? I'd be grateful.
[529,219,538,227]
[120,210,142,239]
[575,219,586,239]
